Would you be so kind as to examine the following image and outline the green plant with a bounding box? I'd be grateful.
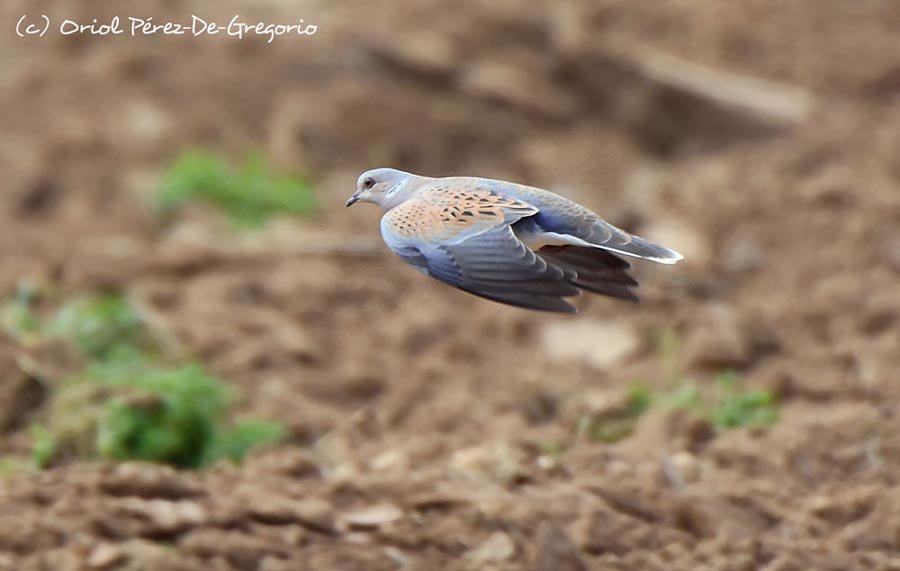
[583,384,654,444]
[626,384,653,416]
[2,289,152,360]
[205,419,286,465]
[30,425,56,469]
[1,281,42,341]
[11,291,287,470]
[666,371,779,430]
[583,372,779,447]
[707,371,779,429]
[40,358,283,469]
[156,151,317,227]
[641,327,778,433]
[668,384,700,408]
[46,295,152,359]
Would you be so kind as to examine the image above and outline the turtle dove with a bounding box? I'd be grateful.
[346,168,682,313]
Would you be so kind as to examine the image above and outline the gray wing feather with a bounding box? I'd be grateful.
[477,178,683,263]
[420,226,580,313]
[391,246,431,276]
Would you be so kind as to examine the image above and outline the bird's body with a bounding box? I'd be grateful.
[347,168,682,313]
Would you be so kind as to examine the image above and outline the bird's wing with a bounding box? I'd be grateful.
[421,225,581,313]
[537,245,639,303]
[478,179,683,264]
[381,184,538,246]
[381,185,580,312]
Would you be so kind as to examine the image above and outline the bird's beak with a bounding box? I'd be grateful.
[345,190,361,207]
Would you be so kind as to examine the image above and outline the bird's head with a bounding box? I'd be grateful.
[346,168,412,210]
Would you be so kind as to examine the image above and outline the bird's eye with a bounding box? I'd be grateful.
[364,177,375,189]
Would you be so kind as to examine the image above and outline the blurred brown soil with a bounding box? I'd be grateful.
[1,0,899,569]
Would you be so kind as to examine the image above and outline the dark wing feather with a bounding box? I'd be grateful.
[422,226,581,313]
[538,246,640,303]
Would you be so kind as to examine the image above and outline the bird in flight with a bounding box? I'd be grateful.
[346,168,682,313]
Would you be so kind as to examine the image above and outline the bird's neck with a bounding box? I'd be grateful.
[380,177,420,210]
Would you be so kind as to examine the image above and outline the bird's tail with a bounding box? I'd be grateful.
[601,234,683,265]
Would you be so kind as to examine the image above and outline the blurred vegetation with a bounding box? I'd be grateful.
[0,281,42,342]
[542,329,780,455]
[580,385,653,444]
[578,373,778,447]
[156,151,317,227]
[3,287,284,469]
[46,295,154,359]
[35,351,284,469]
[669,371,779,430]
